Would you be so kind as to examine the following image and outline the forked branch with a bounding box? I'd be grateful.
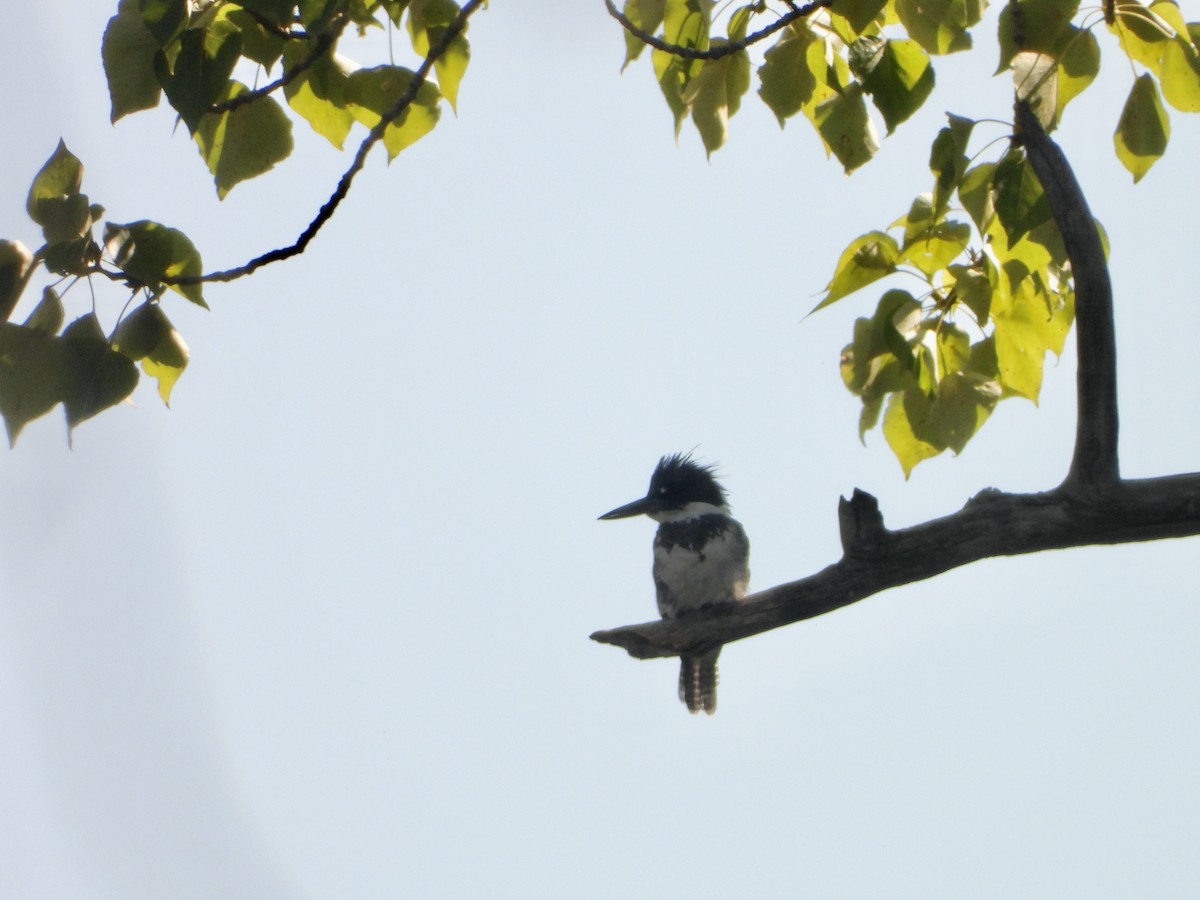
[592,100,1197,661]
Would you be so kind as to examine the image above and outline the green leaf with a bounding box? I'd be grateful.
[935,322,971,379]
[947,260,993,324]
[407,0,471,112]
[215,7,287,70]
[621,0,666,68]
[237,0,298,26]
[758,27,818,125]
[283,42,355,148]
[901,220,971,276]
[139,0,187,47]
[154,26,243,133]
[991,274,1074,401]
[0,240,33,323]
[1114,73,1170,182]
[104,0,163,122]
[992,149,1051,246]
[651,0,712,136]
[1160,35,1200,112]
[26,140,84,227]
[111,302,190,405]
[928,367,1000,453]
[107,220,206,307]
[728,3,761,42]
[997,0,1081,72]
[895,0,984,55]
[0,323,69,446]
[195,81,294,198]
[831,0,890,35]
[24,287,65,336]
[855,37,935,133]
[929,114,975,218]
[883,386,941,477]
[816,230,901,310]
[683,47,751,156]
[61,314,139,437]
[346,66,442,160]
[812,83,879,172]
[1055,27,1100,120]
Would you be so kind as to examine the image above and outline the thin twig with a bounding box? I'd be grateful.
[603,0,833,61]
[209,17,346,115]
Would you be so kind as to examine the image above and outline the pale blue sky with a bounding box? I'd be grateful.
[3,3,1200,897]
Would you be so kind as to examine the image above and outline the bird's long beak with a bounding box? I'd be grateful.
[598,495,657,520]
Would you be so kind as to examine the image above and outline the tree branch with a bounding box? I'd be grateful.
[209,20,344,116]
[602,0,834,62]
[592,477,1200,659]
[592,101,1178,664]
[1015,101,1119,489]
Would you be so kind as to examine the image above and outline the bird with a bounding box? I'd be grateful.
[598,452,750,714]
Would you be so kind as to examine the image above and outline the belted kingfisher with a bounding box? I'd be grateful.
[599,452,750,714]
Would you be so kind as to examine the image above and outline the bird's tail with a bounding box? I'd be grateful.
[679,648,720,715]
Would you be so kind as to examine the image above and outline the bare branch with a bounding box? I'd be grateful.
[1015,101,1119,489]
[592,476,1200,659]
[602,0,834,62]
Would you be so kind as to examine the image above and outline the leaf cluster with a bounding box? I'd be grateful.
[0,142,197,444]
[103,0,472,197]
[616,0,1200,469]
[824,119,1077,475]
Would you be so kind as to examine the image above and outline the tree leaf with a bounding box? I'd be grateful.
[831,0,890,35]
[1160,36,1200,112]
[901,220,970,275]
[997,0,1081,72]
[990,274,1073,401]
[346,65,442,160]
[26,140,84,226]
[929,114,975,218]
[856,37,936,133]
[195,82,295,198]
[24,287,65,336]
[895,0,984,55]
[758,26,818,125]
[107,220,206,307]
[0,323,68,446]
[139,0,187,47]
[883,386,941,477]
[1114,72,1170,182]
[60,314,139,438]
[816,230,901,310]
[621,0,667,68]
[111,301,190,405]
[992,149,1051,246]
[154,26,243,134]
[283,42,355,148]
[683,48,750,156]
[406,0,471,112]
[0,240,33,323]
[103,0,163,122]
[812,83,879,172]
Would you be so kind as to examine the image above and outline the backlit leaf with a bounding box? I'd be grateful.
[683,47,751,156]
[104,0,163,122]
[0,241,33,323]
[856,37,935,133]
[813,83,879,172]
[816,230,901,310]
[883,387,940,477]
[195,81,295,198]
[111,302,190,405]
[1114,73,1170,182]
[0,323,67,445]
[283,43,355,148]
[60,314,140,437]
[622,0,667,68]
[107,220,206,307]
[346,65,442,160]
[895,0,983,55]
[407,0,471,112]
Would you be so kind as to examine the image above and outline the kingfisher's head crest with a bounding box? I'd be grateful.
[598,452,728,521]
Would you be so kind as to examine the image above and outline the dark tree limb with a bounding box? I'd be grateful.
[592,100,1192,661]
[1015,103,1119,490]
